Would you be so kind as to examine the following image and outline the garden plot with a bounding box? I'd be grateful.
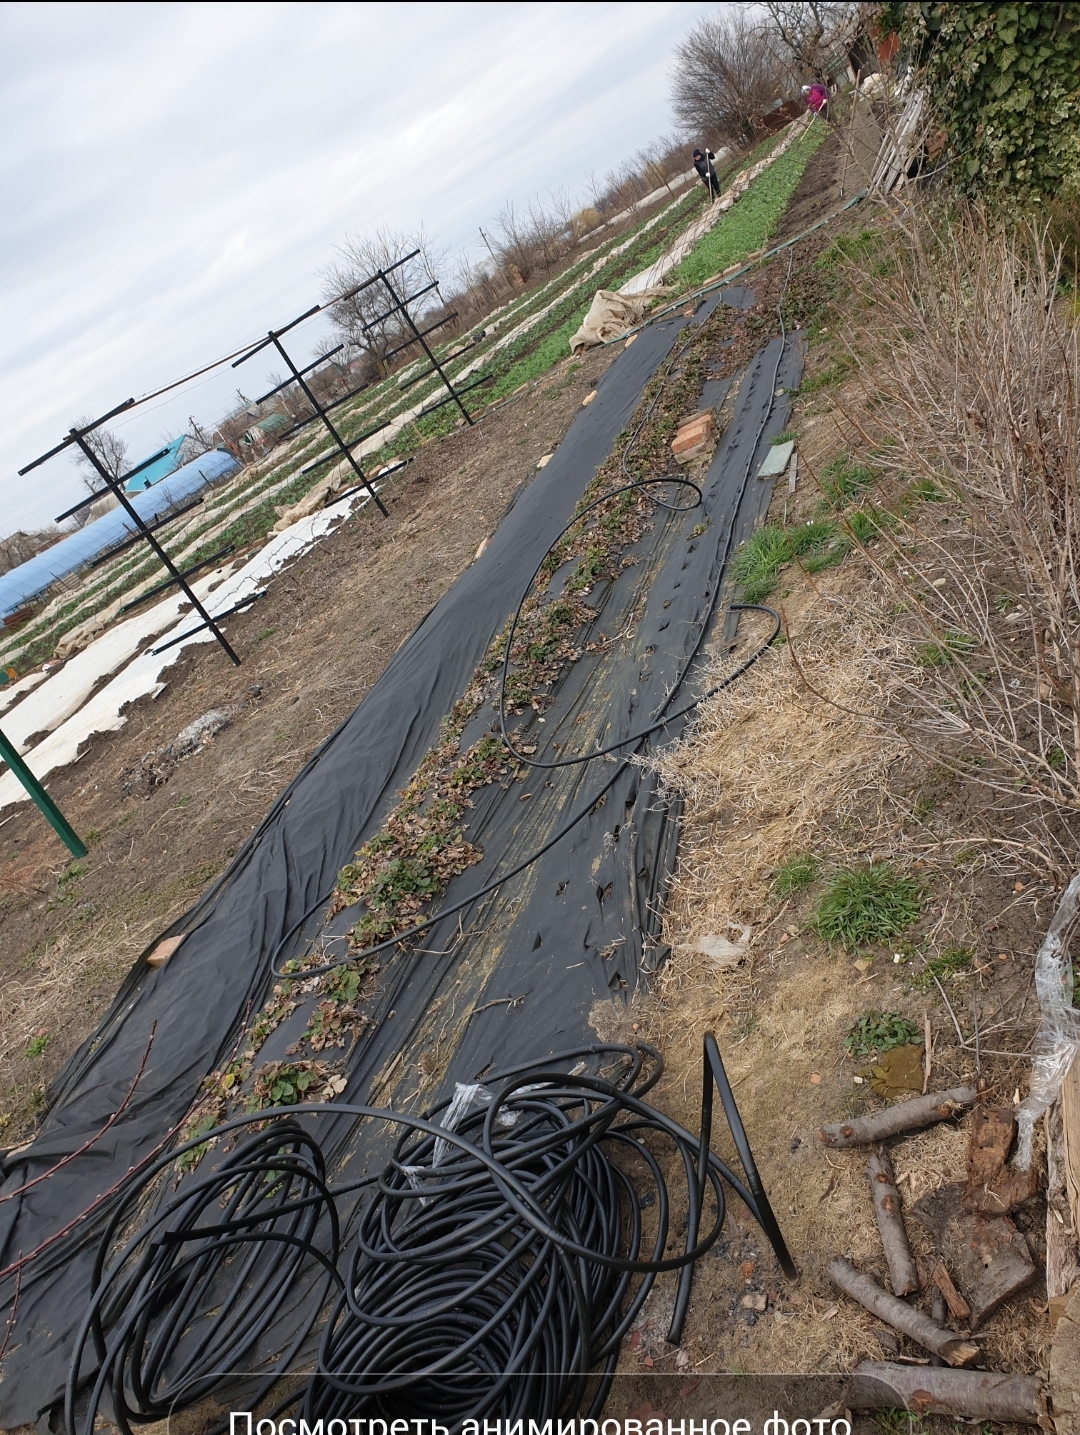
[0,482,381,811]
[0,119,823,807]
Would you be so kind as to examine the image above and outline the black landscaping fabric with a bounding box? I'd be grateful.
[0,298,802,1424]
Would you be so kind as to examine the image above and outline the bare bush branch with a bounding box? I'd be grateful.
[761,0,854,81]
[321,224,448,377]
[843,212,1080,818]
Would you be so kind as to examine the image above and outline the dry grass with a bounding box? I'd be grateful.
[0,894,190,1136]
[593,215,1070,1373]
[594,555,1052,1376]
[834,212,1080,849]
[649,567,905,1045]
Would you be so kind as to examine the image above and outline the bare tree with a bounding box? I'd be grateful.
[0,528,61,577]
[72,422,127,488]
[670,8,791,146]
[64,419,128,526]
[321,224,449,378]
[493,201,537,285]
[760,1,853,82]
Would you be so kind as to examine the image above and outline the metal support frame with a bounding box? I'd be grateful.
[0,725,87,858]
[234,312,389,518]
[241,250,486,489]
[19,404,242,666]
[343,250,475,424]
[14,255,491,679]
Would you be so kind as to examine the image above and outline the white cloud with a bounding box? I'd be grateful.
[0,0,721,536]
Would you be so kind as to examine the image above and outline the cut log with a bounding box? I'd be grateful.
[847,1361,1049,1427]
[929,1287,946,1367]
[867,1148,919,1295]
[1064,1054,1080,1238]
[911,1182,1037,1328]
[931,1260,971,1323]
[965,1104,1038,1214]
[1049,1054,1080,1324]
[818,1086,977,1148]
[826,1257,978,1366]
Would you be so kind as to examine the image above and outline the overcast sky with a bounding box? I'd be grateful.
[0,0,729,538]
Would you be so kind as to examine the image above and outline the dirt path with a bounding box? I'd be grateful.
[0,344,614,1145]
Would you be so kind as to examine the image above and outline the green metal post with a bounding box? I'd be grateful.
[0,724,87,858]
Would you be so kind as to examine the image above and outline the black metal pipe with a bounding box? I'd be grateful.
[55,487,114,524]
[379,270,472,425]
[334,247,420,304]
[120,445,172,483]
[150,590,264,655]
[66,434,241,663]
[358,279,440,333]
[19,398,135,475]
[232,306,322,368]
[383,311,457,370]
[332,456,410,505]
[255,345,344,404]
[268,335,388,516]
[58,443,178,522]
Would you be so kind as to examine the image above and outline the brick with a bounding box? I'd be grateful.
[672,412,715,462]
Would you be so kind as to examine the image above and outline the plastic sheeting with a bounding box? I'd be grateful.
[0,481,385,810]
[0,300,802,1424]
[0,450,238,620]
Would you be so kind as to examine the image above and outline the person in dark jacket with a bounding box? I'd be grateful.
[692,147,720,200]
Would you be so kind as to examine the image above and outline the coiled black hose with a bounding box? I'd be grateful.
[68,1121,340,1434]
[67,1039,795,1434]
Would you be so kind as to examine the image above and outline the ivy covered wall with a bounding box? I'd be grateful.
[878,2,1080,200]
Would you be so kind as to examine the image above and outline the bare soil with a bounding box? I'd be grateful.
[0,343,615,1144]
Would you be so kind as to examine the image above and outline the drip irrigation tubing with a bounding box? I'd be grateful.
[270,290,791,980]
[66,1038,796,1434]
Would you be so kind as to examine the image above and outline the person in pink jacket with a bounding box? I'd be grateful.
[804,81,829,115]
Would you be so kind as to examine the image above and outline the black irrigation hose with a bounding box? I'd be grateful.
[67,1123,341,1435]
[270,299,790,980]
[67,1039,796,1434]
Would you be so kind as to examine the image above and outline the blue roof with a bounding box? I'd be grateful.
[0,448,240,621]
[124,435,188,493]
